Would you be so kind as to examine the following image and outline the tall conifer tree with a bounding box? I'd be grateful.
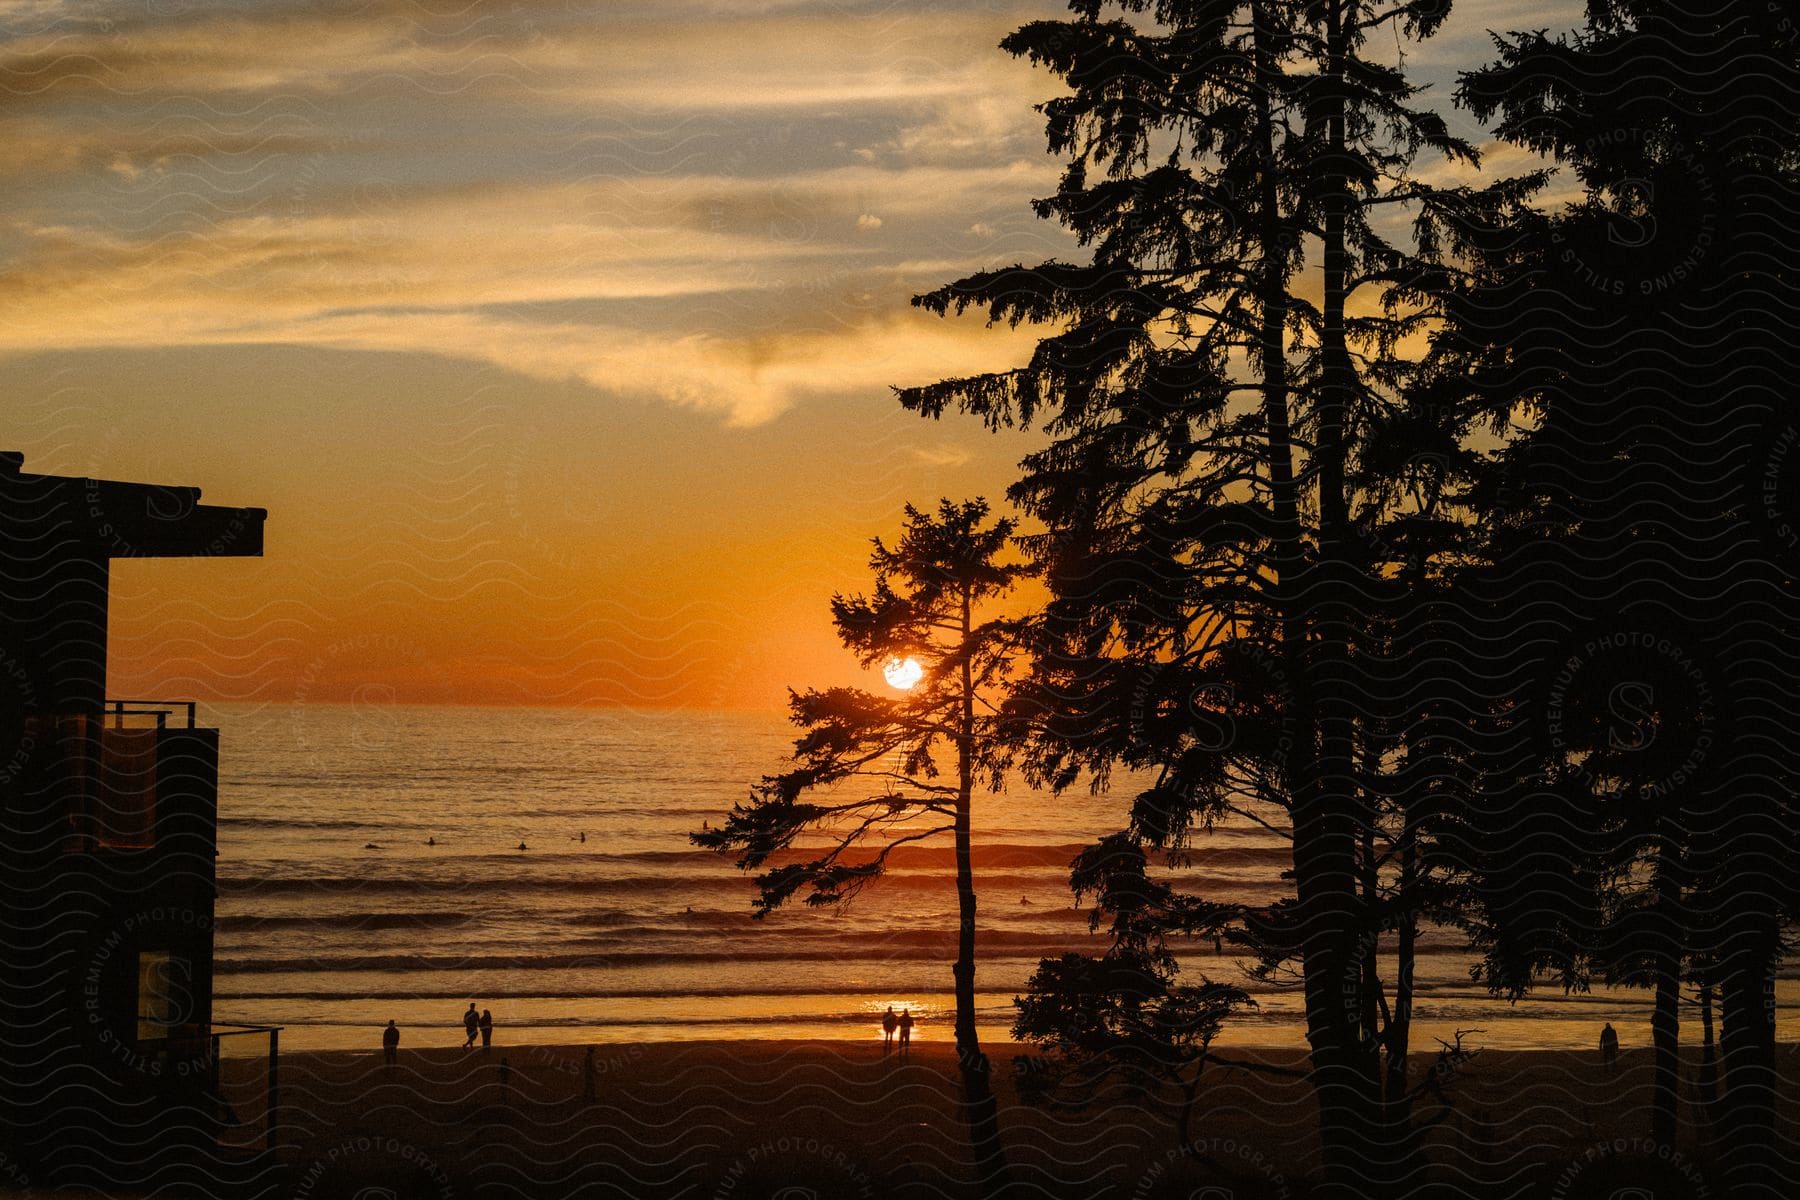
[1433,2,1800,1187]
[900,1,1476,1184]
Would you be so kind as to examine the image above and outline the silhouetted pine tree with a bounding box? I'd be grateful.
[1011,833,1257,1146]
[899,0,1481,1187]
[693,498,1024,1187]
[1426,2,1800,1189]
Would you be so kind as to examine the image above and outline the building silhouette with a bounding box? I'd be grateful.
[0,451,274,1187]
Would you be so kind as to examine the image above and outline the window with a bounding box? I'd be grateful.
[136,950,193,1040]
[97,726,157,849]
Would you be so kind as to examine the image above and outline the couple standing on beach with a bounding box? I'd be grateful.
[463,1002,495,1050]
[881,1006,913,1058]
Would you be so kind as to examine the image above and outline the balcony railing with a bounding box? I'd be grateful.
[137,1023,283,1151]
[51,700,215,853]
[105,699,199,730]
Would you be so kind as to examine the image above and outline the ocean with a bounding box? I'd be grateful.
[206,703,1791,1053]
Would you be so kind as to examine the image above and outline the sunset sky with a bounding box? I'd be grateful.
[1,0,1576,710]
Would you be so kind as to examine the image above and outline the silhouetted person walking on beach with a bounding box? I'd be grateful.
[382,1019,399,1068]
[480,1008,494,1050]
[898,1008,913,1057]
[882,1006,898,1056]
[463,1002,480,1049]
[581,1047,597,1103]
[1600,1022,1619,1073]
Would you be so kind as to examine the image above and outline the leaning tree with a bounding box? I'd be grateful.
[694,497,1026,1185]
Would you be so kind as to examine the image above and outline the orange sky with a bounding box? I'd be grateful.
[0,0,1579,710]
[20,345,1039,710]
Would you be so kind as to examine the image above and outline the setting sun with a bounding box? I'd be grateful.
[882,656,923,690]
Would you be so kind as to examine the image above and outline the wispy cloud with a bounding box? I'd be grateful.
[0,0,1585,427]
[0,0,1061,423]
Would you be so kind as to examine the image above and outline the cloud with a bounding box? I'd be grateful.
[0,135,1066,413]
[0,9,415,104]
[0,2,1042,113]
[0,187,1044,425]
[0,0,1067,425]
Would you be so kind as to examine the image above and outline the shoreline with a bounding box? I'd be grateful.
[215,1007,1800,1055]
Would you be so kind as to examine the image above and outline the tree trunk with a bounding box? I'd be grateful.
[1650,957,1681,1147]
[953,855,978,1060]
[1696,979,1718,1121]
[954,584,1008,1192]
[1649,837,1682,1149]
[960,1059,1007,1195]
[1387,839,1416,1108]
[954,599,979,1062]
[1719,920,1779,1199]
[1249,0,1380,1185]
[1294,2,1381,1188]
[1249,0,1299,550]
[1360,816,1380,1052]
[1176,1069,1202,1148]
[1316,0,1351,544]
[1387,557,1424,1118]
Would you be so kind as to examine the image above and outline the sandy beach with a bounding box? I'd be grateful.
[168,1038,1798,1199]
